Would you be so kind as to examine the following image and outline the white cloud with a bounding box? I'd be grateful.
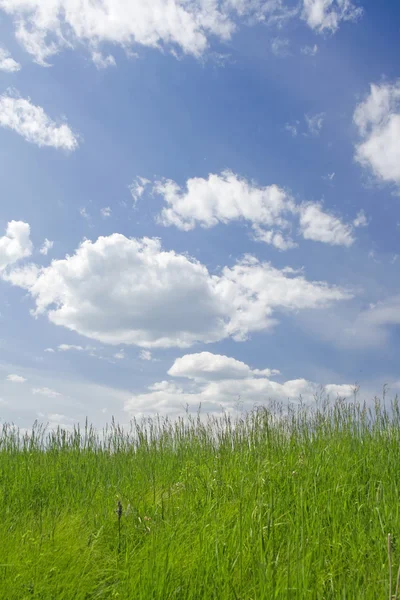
[353,210,368,228]
[58,344,85,352]
[152,170,356,248]
[285,122,299,137]
[154,171,293,233]
[215,256,351,341]
[114,350,125,360]
[4,232,351,348]
[139,350,152,361]
[40,413,75,430]
[100,207,112,218]
[14,23,57,67]
[354,81,400,186]
[44,343,102,357]
[271,37,290,57]
[305,112,325,136]
[358,296,400,332]
[79,207,90,220]
[0,221,33,273]
[91,51,116,70]
[168,352,280,381]
[0,0,237,65]
[7,374,26,383]
[39,238,54,256]
[223,0,298,23]
[130,177,151,204]
[297,293,400,350]
[298,202,355,246]
[287,114,324,137]
[11,254,42,285]
[0,0,359,67]
[251,226,297,250]
[0,91,79,150]
[125,352,354,416]
[0,46,21,72]
[32,387,61,398]
[302,0,363,33]
[301,43,318,56]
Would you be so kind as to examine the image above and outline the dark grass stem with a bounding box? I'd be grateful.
[117,501,123,554]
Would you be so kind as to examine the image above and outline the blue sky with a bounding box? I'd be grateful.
[0,0,399,431]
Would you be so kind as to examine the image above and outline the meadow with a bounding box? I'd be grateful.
[1,397,400,599]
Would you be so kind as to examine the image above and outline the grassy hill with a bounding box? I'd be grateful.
[0,398,399,599]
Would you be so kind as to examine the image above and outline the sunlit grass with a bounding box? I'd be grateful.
[1,397,400,598]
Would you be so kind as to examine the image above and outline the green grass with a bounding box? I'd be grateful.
[1,398,400,599]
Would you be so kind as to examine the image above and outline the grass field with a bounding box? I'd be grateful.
[1,397,400,599]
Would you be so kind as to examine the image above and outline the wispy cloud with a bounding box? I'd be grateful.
[305,112,325,136]
[32,387,62,398]
[0,91,79,150]
[301,44,318,56]
[100,207,112,218]
[139,350,152,361]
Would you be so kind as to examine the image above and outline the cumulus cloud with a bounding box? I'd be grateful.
[216,256,351,340]
[0,46,21,72]
[139,350,152,361]
[0,91,78,150]
[168,351,280,381]
[0,0,359,67]
[7,374,26,383]
[151,170,356,248]
[2,262,40,289]
[298,202,355,246]
[125,352,355,416]
[39,238,54,256]
[302,0,363,33]
[3,232,351,348]
[154,171,293,233]
[0,221,33,272]
[354,81,400,186]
